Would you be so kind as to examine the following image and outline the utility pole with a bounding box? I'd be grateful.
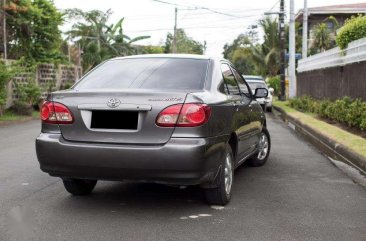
[172,7,178,53]
[289,0,296,98]
[279,0,286,101]
[2,0,7,61]
[302,0,308,59]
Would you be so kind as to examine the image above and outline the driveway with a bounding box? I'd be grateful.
[0,114,365,241]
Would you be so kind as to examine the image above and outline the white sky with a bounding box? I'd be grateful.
[54,0,365,57]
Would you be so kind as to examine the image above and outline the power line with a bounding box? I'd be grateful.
[151,0,255,19]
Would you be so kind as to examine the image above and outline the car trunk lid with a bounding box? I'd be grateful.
[53,90,187,144]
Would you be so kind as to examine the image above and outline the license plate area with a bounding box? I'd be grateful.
[91,111,138,130]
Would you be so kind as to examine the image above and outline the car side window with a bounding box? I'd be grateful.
[220,63,240,96]
[231,67,252,99]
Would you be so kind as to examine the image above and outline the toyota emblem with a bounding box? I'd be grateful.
[107,98,121,108]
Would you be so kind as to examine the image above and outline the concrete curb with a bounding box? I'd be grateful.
[274,105,366,176]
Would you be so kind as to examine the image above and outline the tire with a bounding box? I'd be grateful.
[267,106,272,112]
[248,127,271,167]
[204,144,234,205]
[62,179,97,196]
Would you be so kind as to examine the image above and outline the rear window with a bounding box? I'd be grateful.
[248,82,267,90]
[74,58,208,90]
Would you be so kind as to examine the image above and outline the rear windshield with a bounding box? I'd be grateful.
[248,82,267,90]
[74,58,208,90]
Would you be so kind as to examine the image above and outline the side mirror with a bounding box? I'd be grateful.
[268,87,274,94]
[254,88,268,98]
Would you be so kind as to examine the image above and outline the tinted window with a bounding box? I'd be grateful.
[74,58,208,90]
[231,67,251,98]
[247,82,267,92]
[220,63,240,96]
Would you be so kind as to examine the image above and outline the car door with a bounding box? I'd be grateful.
[232,68,263,152]
[220,63,253,162]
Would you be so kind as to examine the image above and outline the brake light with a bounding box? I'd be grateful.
[156,103,211,127]
[41,101,74,124]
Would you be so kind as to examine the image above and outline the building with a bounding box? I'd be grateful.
[295,3,366,49]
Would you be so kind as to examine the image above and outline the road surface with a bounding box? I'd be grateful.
[0,114,365,241]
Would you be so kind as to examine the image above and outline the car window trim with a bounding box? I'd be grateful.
[228,64,253,100]
[219,61,241,97]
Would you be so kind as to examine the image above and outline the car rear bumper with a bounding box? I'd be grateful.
[35,133,228,185]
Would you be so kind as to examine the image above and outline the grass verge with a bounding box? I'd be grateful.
[0,110,39,123]
[274,100,366,157]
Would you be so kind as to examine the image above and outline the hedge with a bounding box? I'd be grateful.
[288,96,366,131]
[336,15,366,50]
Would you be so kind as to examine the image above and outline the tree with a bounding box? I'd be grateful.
[5,0,64,62]
[163,29,204,54]
[310,23,332,53]
[222,34,256,75]
[251,17,281,77]
[65,9,150,72]
[310,16,339,54]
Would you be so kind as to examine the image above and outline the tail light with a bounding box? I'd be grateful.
[156,103,211,127]
[41,101,74,124]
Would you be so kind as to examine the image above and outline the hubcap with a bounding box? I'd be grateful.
[257,133,269,160]
[224,153,233,195]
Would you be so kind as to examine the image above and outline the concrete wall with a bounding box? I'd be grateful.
[297,37,366,100]
[6,63,82,108]
[297,61,366,100]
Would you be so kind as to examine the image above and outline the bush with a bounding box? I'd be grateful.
[14,81,41,116]
[288,95,318,113]
[266,76,280,96]
[0,61,14,115]
[288,96,366,131]
[336,15,366,50]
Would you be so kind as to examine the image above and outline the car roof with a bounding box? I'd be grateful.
[112,54,212,60]
[243,75,264,80]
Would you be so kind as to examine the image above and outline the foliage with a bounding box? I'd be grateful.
[310,16,339,54]
[0,62,14,115]
[163,29,204,54]
[288,96,366,130]
[15,81,41,106]
[5,0,64,63]
[223,34,256,75]
[336,15,366,50]
[266,76,280,96]
[250,17,280,77]
[141,45,164,54]
[310,23,332,53]
[65,9,150,72]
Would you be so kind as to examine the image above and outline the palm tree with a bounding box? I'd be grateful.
[311,23,332,53]
[251,17,280,77]
[65,9,150,72]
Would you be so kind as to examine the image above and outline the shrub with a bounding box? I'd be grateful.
[336,15,366,50]
[14,80,41,116]
[266,76,280,96]
[288,95,317,113]
[288,96,366,131]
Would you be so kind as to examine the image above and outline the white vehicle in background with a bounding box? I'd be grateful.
[243,75,274,112]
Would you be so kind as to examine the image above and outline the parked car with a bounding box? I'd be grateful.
[36,54,271,205]
[243,75,273,112]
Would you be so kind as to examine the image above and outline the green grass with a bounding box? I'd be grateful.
[274,100,366,157]
[0,110,39,122]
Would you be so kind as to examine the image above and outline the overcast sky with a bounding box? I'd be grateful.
[54,0,365,57]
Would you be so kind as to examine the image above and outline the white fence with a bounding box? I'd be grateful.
[297,37,366,73]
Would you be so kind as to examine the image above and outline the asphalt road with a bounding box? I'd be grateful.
[0,114,365,241]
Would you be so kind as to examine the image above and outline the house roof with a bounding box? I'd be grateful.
[295,3,366,21]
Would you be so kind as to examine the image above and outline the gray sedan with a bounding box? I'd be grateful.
[36,54,271,205]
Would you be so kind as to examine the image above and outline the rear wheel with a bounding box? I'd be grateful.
[204,144,234,205]
[62,179,97,196]
[248,127,271,167]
